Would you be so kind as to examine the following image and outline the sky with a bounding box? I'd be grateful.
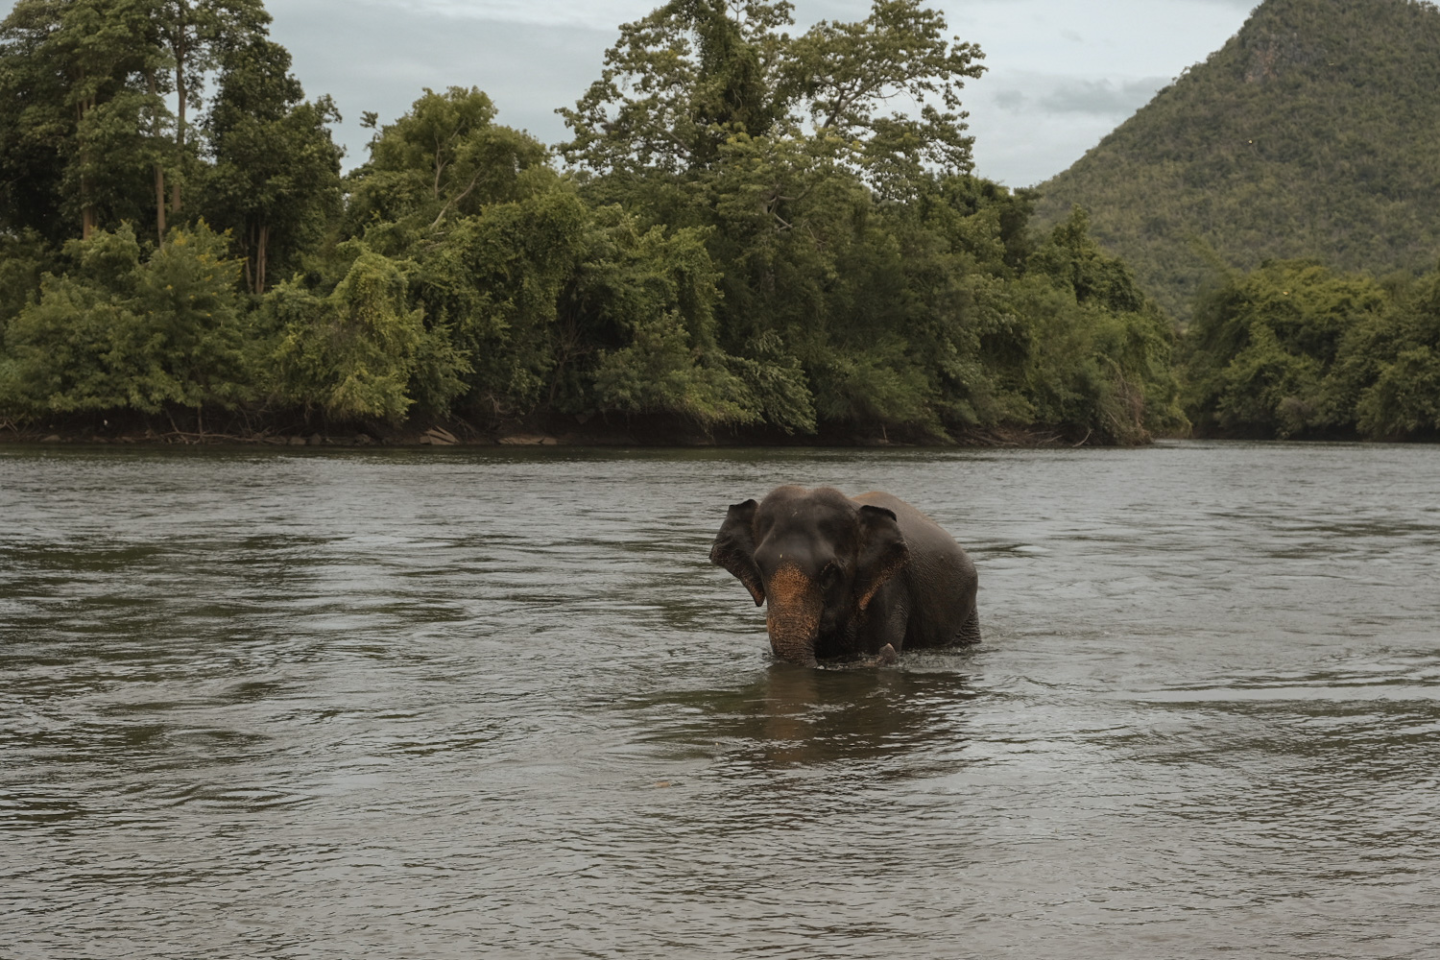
[264,0,1260,185]
[6,0,1262,187]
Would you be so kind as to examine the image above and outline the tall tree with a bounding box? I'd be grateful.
[345,86,550,245]
[155,0,270,216]
[787,0,987,193]
[0,0,168,240]
[0,0,69,241]
[203,36,342,294]
[559,0,984,193]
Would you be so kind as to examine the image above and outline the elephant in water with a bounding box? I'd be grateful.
[710,486,980,667]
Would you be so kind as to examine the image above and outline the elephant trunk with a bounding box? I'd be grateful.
[765,564,823,667]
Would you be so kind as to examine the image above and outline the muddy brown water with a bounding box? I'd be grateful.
[3,442,1439,959]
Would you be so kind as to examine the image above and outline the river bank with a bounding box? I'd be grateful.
[0,411,1105,449]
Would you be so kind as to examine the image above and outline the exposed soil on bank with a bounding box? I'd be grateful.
[0,411,1113,449]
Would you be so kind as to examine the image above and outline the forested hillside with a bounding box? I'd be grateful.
[0,0,1186,445]
[1035,0,1440,322]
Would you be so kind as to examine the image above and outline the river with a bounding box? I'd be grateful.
[2,441,1438,959]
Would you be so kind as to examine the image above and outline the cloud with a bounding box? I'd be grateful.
[994,89,1028,111]
[271,5,615,168]
[348,0,878,32]
[985,71,1170,118]
[1039,77,1170,115]
[967,72,1169,185]
[352,0,655,32]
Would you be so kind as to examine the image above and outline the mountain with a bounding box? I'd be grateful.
[1032,0,1440,321]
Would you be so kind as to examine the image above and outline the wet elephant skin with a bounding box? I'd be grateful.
[710,485,980,666]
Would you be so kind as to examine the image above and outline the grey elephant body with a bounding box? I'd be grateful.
[711,486,980,666]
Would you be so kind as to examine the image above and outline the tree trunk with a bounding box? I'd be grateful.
[171,56,186,213]
[247,222,270,296]
[170,3,189,214]
[77,98,96,239]
[148,69,166,243]
[256,223,268,295]
[154,163,167,242]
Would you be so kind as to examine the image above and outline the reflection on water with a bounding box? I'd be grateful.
[3,442,1440,959]
[636,664,977,769]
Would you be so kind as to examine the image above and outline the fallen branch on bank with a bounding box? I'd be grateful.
[156,430,257,444]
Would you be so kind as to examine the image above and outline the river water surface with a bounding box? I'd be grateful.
[2,442,1439,959]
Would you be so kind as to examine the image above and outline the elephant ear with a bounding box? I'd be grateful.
[854,504,909,612]
[710,499,765,606]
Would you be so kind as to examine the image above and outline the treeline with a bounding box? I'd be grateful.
[1185,259,1440,440]
[0,0,1188,444]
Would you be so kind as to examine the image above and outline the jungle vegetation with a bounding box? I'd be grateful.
[1035,0,1440,325]
[1183,259,1440,441]
[0,0,1189,444]
[4,0,1437,445]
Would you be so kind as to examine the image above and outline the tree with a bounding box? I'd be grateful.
[400,187,590,418]
[1182,259,1388,437]
[345,86,550,246]
[155,0,270,217]
[203,36,342,294]
[578,209,761,427]
[0,221,250,418]
[786,0,986,193]
[0,0,168,240]
[559,0,792,178]
[0,229,53,326]
[559,0,984,194]
[0,0,69,242]
[1338,268,1440,439]
[266,245,467,422]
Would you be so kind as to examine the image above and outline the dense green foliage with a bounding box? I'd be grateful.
[1036,0,1440,322]
[1183,258,1440,439]
[2,0,1189,442]
[0,221,249,416]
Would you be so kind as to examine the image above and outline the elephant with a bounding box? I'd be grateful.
[710,485,980,667]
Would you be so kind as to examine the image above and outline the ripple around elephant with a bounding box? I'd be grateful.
[710,486,980,667]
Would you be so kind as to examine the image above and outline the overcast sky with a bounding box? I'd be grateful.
[7,0,1261,186]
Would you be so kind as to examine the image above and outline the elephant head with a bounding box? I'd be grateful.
[710,486,910,666]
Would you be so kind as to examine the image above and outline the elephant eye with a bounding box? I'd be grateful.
[821,563,841,585]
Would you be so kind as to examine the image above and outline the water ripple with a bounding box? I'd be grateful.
[3,442,1440,959]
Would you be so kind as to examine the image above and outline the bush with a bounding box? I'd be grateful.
[0,222,248,416]
[267,245,467,422]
